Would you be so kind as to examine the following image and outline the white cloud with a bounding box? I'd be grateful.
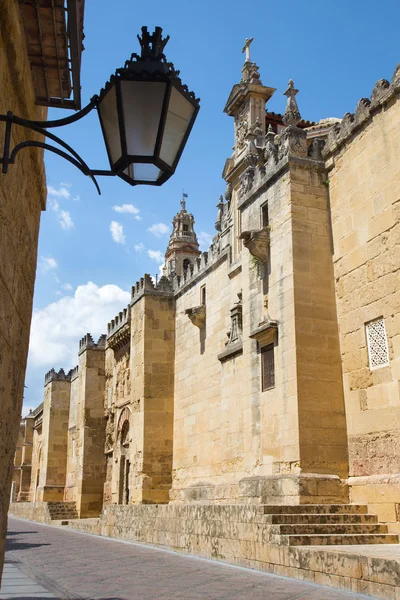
[112,203,140,216]
[134,243,145,252]
[62,283,73,291]
[48,197,74,230]
[29,282,130,368]
[40,257,57,272]
[135,215,142,221]
[110,221,126,244]
[147,222,170,237]
[147,249,164,264]
[47,185,71,199]
[198,231,213,250]
[59,209,74,230]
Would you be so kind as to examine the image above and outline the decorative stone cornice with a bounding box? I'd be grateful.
[249,320,278,347]
[224,81,276,117]
[240,226,270,263]
[185,305,206,329]
[107,306,131,351]
[218,341,243,362]
[323,62,400,159]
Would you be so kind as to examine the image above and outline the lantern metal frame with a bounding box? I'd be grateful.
[0,27,200,195]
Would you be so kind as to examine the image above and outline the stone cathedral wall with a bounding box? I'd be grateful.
[171,173,304,502]
[0,0,47,573]
[326,74,400,528]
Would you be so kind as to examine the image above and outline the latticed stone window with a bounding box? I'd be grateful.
[365,318,389,370]
[261,344,275,390]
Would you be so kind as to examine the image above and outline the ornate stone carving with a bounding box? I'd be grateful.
[308,138,325,160]
[218,294,243,362]
[278,126,307,160]
[239,166,255,199]
[239,226,270,263]
[265,124,277,164]
[215,195,224,232]
[282,80,301,127]
[104,410,115,454]
[185,305,206,329]
[236,104,249,152]
[225,182,232,203]
[221,190,233,232]
[226,293,243,347]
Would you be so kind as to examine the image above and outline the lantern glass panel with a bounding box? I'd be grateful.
[121,81,166,156]
[132,163,161,182]
[98,86,122,166]
[159,86,195,168]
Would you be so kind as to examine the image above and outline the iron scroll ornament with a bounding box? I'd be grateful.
[0,101,105,194]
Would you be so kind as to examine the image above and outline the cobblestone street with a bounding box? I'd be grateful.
[1,517,381,600]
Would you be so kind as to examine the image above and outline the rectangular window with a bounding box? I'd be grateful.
[261,203,269,228]
[200,285,206,306]
[183,224,188,232]
[366,317,389,370]
[261,344,275,391]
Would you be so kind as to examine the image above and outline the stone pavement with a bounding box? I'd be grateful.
[0,562,56,599]
[2,516,382,600]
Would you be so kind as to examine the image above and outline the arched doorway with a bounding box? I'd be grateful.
[117,407,131,505]
[34,445,42,502]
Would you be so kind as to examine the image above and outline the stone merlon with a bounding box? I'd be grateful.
[78,333,106,355]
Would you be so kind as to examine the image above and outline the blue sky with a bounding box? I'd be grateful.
[23,0,400,412]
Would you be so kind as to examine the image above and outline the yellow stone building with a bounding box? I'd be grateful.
[12,49,400,596]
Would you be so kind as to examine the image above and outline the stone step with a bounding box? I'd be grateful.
[283,533,399,546]
[276,523,388,535]
[265,513,379,525]
[263,504,368,515]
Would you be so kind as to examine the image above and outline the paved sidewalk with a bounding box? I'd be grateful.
[0,562,56,599]
[3,516,382,600]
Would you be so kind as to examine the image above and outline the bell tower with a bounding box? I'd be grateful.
[164,195,200,277]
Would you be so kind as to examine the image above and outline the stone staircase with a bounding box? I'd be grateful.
[263,504,399,546]
[46,502,78,521]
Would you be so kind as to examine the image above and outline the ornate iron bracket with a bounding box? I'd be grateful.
[0,97,115,195]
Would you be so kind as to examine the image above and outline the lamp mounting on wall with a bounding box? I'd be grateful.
[0,27,200,194]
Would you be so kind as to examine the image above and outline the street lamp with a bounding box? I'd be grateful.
[0,27,200,194]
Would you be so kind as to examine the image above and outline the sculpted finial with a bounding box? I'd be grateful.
[241,37,254,63]
[180,192,188,211]
[283,79,301,127]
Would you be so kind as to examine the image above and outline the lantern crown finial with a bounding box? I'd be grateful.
[136,26,170,61]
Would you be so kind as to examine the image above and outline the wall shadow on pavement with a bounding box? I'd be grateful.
[6,530,51,552]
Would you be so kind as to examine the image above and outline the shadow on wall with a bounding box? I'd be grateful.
[6,531,50,552]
